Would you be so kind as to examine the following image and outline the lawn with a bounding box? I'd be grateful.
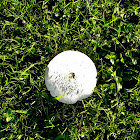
[0,0,140,139]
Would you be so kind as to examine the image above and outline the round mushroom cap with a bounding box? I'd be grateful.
[45,50,97,104]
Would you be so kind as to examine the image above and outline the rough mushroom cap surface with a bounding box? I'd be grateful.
[45,50,97,104]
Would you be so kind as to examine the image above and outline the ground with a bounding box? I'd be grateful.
[0,0,140,139]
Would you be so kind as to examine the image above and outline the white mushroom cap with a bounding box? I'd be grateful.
[45,50,97,104]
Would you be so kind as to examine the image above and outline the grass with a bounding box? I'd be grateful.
[0,0,140,139]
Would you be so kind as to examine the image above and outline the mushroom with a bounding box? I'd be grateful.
[45,50,97,104]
